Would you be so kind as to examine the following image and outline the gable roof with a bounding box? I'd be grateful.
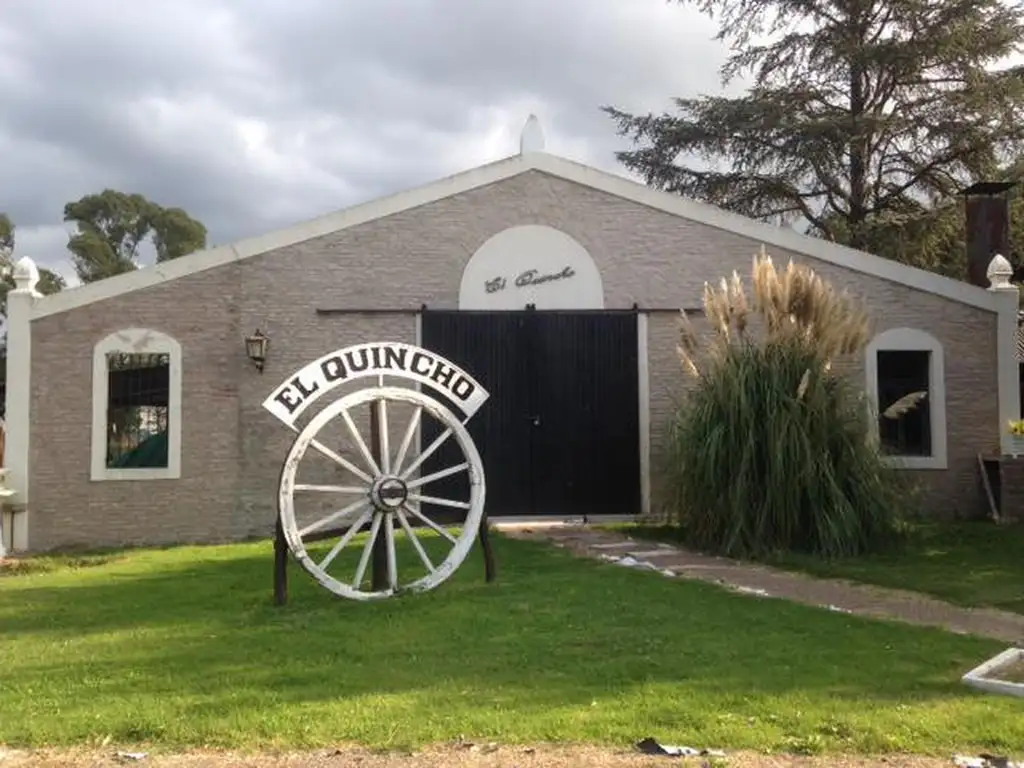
[32,148,1003,319]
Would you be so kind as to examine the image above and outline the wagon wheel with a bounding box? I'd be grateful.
[278,385,486,601]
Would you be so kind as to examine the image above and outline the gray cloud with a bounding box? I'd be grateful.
[0,0,727,284]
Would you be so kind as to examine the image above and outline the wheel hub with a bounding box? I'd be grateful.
[370,476,408,511]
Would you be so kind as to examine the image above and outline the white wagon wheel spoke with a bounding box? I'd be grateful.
[294,484,368,494]
[352,512,384,589]
[403,502,459,544]
[405,462,469,490]
[407,493,471,510]
[340,408,381,477]
[399,427,454,481]
[299,497,372,538]
[308,438,374,484]
[396,508,435,572]
[376,397,391,475]
[278,386,485,601]
[318,507,374,570]
[392,405,422,476]
[385,515,398,589]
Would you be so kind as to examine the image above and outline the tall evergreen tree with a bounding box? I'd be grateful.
[603,0,1024,257]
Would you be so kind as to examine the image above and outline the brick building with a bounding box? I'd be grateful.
[2,122,1021,552]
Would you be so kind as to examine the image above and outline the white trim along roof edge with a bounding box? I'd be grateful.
[31,149,1002,319]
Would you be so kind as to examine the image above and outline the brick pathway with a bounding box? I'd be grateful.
[502,524,1024,644]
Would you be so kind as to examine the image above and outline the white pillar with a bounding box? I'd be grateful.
[986,254,1021,457]
[4,256,40,551]
[636,311,651,518]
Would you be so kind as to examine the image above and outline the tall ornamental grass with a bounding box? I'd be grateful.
[665,250,916,559]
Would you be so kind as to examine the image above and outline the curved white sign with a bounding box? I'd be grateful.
[459,224,604,310]
[263,341,490,427]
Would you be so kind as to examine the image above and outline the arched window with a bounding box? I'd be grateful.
[865,328,947,470]
[91,328,182,481]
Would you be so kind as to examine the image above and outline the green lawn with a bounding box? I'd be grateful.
[618,521,1024,615]
[1,533,1021,756]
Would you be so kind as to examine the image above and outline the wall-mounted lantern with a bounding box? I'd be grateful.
[245,329,270,373]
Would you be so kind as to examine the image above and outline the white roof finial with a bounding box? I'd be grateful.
[987,253,1015,291]
[519,114,545,154]
[12,256,40,294]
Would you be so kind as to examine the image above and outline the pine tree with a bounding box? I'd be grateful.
[604,0,1024,255]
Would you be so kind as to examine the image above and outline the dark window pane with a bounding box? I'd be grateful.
[877,349,931,456]
[1019,362,1024,418]
[106,352,170,469]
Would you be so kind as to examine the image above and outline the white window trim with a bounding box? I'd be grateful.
[864,327,947,470]
[91,328,182,481]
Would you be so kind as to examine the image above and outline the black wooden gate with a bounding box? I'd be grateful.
[420,310,640,519]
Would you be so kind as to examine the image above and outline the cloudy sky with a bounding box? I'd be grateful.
[0,0,730,285]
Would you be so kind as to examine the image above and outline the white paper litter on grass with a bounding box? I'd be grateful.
[825,604,852,614]
[953,754,1023,768]
[635,738,726,758]
[732,585,771,598]
[626,549,678,557]
[599,554,677,579]
[615,556,661,572]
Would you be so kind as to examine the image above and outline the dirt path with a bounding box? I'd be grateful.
[0,745,973,768]
[503,524,1024,644]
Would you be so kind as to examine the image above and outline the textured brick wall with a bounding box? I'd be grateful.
[29,266,243,550]
[25,170,1000,549]
[999,459,1024,522]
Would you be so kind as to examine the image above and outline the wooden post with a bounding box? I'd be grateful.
[273,517,288,606]
[369,401,389,591]
[479,514,496,583]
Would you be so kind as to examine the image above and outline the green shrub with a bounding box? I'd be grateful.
[664,250,915,559]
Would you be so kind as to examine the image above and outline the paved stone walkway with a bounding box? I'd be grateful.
[503,524,1024,644]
